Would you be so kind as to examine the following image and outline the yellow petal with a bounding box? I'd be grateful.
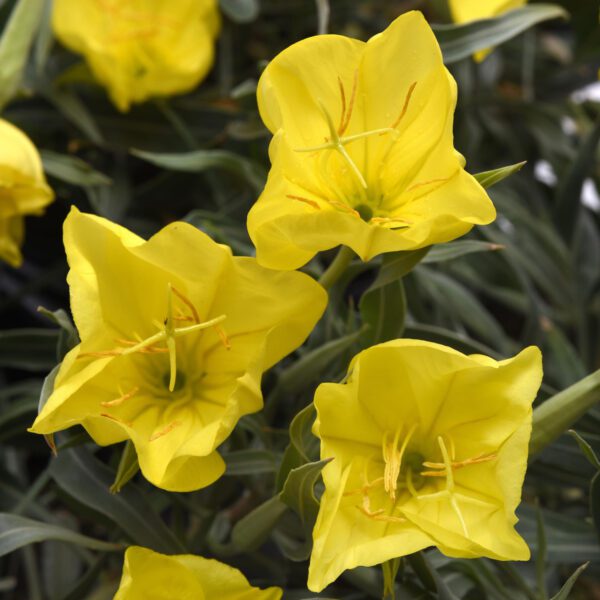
[449,0,527,23]
[53,0,220,111]
[115,546,283,599]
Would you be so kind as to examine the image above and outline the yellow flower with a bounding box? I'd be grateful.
[114,546,282,599]
[52,0,221,112]
[308,339,542,592]
[30,207,326,491]
[449,0,526,24]
[247,11,495,271]
[0,119,54,268]
[448,0,527,62]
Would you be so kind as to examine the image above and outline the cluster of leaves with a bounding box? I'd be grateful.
[1,0,600,598]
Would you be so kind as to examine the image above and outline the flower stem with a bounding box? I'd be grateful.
[318,245,355,290]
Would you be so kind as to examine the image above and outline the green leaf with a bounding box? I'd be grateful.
[0,513,120,557]
[0,329,59,371]
[549,563,588,600]
[536,507,548,600]
[554,118,600,243]
[41,151,111,187]
[37,306,79,362]
[270,327,364,401]
[131,149,267,194]
[279,459,330,530]
[219,0,259,22]
[231,496,287,552]
[110,441,139,494]
[49,447,185,553]
[0,0,45,109]
[224,449,278,476]
[591,472,600,545]
[433,4,569,64]
[276,403,319,491]
[568,430,600,470]
[473,161,527,189]
[423,241,504,264]
[359,249,427,346]
[530,369,600,455]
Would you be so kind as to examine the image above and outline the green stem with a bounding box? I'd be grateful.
[318,246,355,290]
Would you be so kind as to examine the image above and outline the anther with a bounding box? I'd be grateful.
[149,420,181,442]
[389,81,417,130]
[100,413,133,427]
[101,386,139,407]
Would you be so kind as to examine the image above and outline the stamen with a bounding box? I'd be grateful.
[406,177,450,193]
[214,324,231,350]
[382,424,417,500]
[337,76,347,135]
[100,413,133,427]
[100,386,139,407]
[287,194,321,210]
[338,69,358,136]
[149,420,181,442]
[389,81,417,130]
[171,286,200,324]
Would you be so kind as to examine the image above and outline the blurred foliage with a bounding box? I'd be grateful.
[1,0,600,598]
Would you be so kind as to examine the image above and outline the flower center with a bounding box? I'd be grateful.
[288,73,419,228]
[346,428,497,535]
[162,369,186,392]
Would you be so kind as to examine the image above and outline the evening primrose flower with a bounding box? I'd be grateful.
[308,339,542,592]
[52,0,220,111]
[449,0,527,24]
[115,546,282,599]
[448,0,527,61]
[247,11,495,271]
[0,119,54,267]
[30,208,326,492]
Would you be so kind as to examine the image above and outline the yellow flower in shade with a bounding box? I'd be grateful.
[247,11,495,271]
[30,208,326,491]
[52,0,221,112]
[449,0,526,24]
[115,546,282,599]
[308,339,543,592]
[0,119,54,268]
[448,0,527,62]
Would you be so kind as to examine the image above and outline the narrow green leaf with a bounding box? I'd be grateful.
[41,151,111,187]
[279,459,330,529]
[276,403,319,491]
[536,507,548,600]
[568,430,600,470]
[37,306,79,361]
[0,0,45,109]
[224,449,278,476]
[423,241,504,264]
[554,118,600,243]
[49,448,185,553]
[549,563,588,600]
[0,513,120,557]
[231,496,287,552]
[131,148,267,193]
[433,4,569,64]
[272,327,364,400]
[110,441,139,494]
[530,369,600,455]
[473,161,526,189]
[591,472,600,545]
[0,329,59,371]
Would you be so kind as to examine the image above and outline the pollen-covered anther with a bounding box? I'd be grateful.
[370,216,413,225]
[149,420,182,442]
[420,452,497,477]
[287,194,321,210]
[100,385,139,407]
[406,177,451,193]
[382,424,417,501]
[387,81,418,131]
[100,412,134,427]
